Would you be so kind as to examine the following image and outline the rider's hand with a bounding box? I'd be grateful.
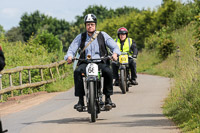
[112,53,118,61]
[133,55,137,58]
[67,56,73,64]
[133,58,137,62]
[132,55,137,62]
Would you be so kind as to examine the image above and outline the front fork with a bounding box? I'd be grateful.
[82,77,88,105]
[82,74,104,111]
[119,64,126,78]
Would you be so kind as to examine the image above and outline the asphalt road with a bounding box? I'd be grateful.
[1,74,180,133]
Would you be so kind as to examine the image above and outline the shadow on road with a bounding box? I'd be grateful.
[22,113,175,128]
[94,113,175,128]
[23,117,107,125]
[113,91,123,94]
[96,119,173,127]
[125,113,164,118]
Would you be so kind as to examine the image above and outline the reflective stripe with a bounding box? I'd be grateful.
[128,38,131,53]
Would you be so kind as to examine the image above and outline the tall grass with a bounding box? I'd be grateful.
[163,24,200,132]
[137,23,200,132]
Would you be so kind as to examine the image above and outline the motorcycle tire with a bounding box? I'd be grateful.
[126,70,130,92]
[89,81,97,122]
[120,69,126,94]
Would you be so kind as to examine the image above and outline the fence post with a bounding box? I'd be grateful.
[49,68,53,79]
[9,74,13,97]
[0,74,2,101]
[40,69,44,81]
[28,69,31,83]
[19,71,23,94]
[56,66,60,78]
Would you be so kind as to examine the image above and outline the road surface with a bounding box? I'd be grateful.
[1,74,180,133]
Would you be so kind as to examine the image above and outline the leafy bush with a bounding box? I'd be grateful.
[145,34,161,50]
[157,36,175,60]
[33,30,62,53]
[145,27,176,60]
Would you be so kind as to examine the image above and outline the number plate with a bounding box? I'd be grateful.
[119,55,128,64]
[86,63,98,76]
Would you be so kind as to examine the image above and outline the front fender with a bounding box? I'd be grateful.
[86,76,98,82]
[119,65,126,70]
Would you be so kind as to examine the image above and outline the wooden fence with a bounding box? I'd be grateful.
[0,60,68,100]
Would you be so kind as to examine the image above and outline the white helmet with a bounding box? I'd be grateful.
[84,14,97,24]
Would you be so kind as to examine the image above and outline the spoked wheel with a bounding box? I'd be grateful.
[89,81,97,122]
[120,69,126,94]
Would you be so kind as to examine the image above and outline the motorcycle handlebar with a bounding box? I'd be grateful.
[72,56,112,62]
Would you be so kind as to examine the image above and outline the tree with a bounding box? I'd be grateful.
[5,27,24,42]
[114,6,140,17]
[19,10,70,42]
[60,24,85,52]
[74,5,110,26]
[0,25,5,34]
[20,10,46,41]
[74,5,140,26]
[0,25,5,39]
[156,0,177,29]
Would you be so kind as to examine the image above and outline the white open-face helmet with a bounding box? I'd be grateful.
[84,14,97,24]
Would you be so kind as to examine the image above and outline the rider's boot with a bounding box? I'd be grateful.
[105,95,116,110]
[130,79,138,85]
[74,96,84,111]
[113,79,119,86]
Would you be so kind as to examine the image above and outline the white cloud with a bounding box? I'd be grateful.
[1,8,21,18]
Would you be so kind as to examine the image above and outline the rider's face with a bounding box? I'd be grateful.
[86,23,96,33]
[119,34,126,41]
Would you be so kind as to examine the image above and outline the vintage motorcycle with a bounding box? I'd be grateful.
[117,52,132,94]
[73,56,112,122]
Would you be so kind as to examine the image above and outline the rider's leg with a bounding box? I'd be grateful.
[98,63,116,108]
[111,62,119,86]
[129,58,138,85]
[74,63,87,109]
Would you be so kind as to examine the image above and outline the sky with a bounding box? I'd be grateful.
[0,0,189,31]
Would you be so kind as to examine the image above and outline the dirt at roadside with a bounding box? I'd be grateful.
[0,91,60,117]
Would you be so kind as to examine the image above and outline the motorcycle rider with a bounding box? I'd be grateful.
[64,14,121,111]
[112,27,138,86]
[0,46,5,71]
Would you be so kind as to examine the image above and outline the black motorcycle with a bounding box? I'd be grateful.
[117,52,132,94]
[73,56,112,122]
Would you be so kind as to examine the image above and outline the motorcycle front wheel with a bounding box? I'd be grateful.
[120,69,126,94]
[89,81,97,122]
[126,69,130,92]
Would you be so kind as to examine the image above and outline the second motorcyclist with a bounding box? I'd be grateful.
[112,27,138,86]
